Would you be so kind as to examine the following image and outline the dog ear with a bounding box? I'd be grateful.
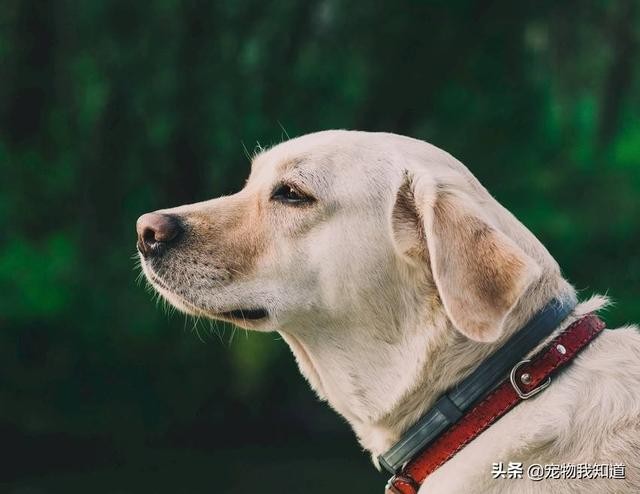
[391,172,541,342]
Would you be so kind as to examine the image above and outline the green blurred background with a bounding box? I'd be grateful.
[1,1,639,492]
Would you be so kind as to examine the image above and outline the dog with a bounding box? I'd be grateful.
[136,130,640,493]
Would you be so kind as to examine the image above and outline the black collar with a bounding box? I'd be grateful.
[378,297,576,474]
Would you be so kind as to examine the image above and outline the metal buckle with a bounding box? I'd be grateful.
[385,474,420,494]
[385,476,402,494]
[510,359,551,399]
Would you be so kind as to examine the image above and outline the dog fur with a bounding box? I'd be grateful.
[138,130,640,493]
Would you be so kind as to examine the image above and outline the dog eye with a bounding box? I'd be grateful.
[271,184,314,205]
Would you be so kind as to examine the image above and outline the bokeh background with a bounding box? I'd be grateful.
[1,1,639,493]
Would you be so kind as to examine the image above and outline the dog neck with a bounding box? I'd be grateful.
[279,274,578,463]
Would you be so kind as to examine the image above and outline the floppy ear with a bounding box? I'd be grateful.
[391,172,541,342]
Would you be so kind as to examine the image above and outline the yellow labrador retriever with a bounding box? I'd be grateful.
[136,131,640,493]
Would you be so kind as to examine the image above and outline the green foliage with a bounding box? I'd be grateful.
[0,0,638,491]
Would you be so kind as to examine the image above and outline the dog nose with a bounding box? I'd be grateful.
[136,213,182,257]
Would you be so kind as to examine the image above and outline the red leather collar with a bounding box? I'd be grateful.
[385,313,605,494]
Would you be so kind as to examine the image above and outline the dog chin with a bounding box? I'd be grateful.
[153,280,207,317]
[161,287,206,316]
[140,262,204,317]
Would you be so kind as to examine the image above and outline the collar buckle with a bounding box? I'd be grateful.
[385,474,420,494]
[509,359,552,399]
[385,476,401,494]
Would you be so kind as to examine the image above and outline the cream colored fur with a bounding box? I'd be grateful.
[138,131,640,493]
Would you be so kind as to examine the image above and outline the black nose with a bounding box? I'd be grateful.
[136,213,182,257]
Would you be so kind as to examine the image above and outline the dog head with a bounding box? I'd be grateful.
[138,130,561,343]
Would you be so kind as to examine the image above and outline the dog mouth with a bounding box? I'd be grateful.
[143,264,269,322]
[140,257,270,323]
[218,308,269,320]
